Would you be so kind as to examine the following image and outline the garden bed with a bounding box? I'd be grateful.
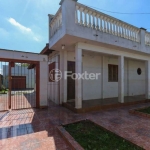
[129,106,150,118]
[59,120,143,150]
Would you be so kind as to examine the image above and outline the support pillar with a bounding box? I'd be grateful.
[59,50,67,104]
[118,56,124,103]
[145,60,150,99]
[101,56,104,99]
[63,50,67,103]
[75,46,82,109]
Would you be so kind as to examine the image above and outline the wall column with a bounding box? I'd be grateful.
[75,46,82,109]
[118,55,124,103]
[59,50,67,104]
[145,60,150,99]
[101,56,104,99]
[63,50,67,103]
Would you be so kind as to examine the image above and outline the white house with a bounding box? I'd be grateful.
[46,0,150,111]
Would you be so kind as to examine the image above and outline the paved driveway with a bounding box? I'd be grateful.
[0,101,150,149]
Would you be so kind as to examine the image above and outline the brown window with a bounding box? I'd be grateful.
[108,64,118,82]
[49,62,55,82]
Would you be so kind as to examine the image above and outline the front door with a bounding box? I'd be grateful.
[67,61,75,100]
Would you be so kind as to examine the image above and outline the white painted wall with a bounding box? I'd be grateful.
[66,51,146,100]
[82,52,102,100]
[39,61,48,106]
[127,59,145,96]
[47,48,146,104]
[103,56,118,98]
[48,52,59,104]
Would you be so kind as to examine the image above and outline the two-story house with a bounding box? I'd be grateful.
[45,0,150,112]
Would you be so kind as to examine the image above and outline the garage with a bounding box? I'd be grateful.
[11,76,26,90]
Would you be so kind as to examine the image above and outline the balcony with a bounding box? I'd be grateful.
[49,0,150,53]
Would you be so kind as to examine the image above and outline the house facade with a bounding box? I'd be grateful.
[47,0,150,110]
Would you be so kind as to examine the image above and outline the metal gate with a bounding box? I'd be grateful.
[0,60,39,111]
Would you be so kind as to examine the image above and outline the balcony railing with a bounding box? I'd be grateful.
[145,32,150,46]
[75,3,140,43]
[50,7,62,37]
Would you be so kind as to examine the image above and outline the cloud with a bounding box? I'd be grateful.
[8,18,31,33]
[7,18,41,42]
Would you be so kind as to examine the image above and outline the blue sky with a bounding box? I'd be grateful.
[0,0,150,53]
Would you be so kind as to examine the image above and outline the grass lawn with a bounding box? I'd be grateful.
[0,89,8,94]
[138,107,150,114]
[63,120,143,150]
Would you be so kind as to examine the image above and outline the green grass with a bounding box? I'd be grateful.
[63,120,143,150]
[0,89,8,94]
[138,107,150,114]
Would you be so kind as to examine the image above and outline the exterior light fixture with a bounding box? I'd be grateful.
[62,45,65,49]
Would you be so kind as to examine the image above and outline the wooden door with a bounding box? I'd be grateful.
[11,76,26,90]
[67,61,75,100]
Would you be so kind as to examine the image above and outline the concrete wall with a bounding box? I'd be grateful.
[65,50,146,100]
[127,59,145,96]
[39,61,48,106]
[82,52,102,100]
[48,50,146,104]
[48,52,59,104]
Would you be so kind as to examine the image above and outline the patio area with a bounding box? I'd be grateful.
[0,101,150,149]
[64,95,149,113]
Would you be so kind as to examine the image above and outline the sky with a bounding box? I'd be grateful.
[0,0,150,53]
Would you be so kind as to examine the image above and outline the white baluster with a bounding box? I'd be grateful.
[100,16,103,31]
[109,20,113,34]
[128,28,131,40]
[103,17,106,32]
[116,22,119,36]
[113,21,116,35]
[88,11,92,28]
[121,24,124,38]
[126,27,129,39]
[106,19,110,33]
[119,23,122,37]
[96,15,99,30]
[135,29,138,42]
[115,22,119,36]
[92,12,96,29]
[80,8,83,25]
[133,29,136,41]
[135,30,137,41]
[124,26,127,38]
[75,6,79,23]
[84,9,88,26]
[130,28,133,40]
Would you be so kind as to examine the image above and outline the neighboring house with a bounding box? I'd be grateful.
[3,65,35,90]
[44,0,150,110]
